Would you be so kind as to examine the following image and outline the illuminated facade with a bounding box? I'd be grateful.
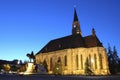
[35,8,110,75]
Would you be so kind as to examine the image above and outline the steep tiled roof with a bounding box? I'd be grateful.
[84,35,103,47]
[36,34,103,54]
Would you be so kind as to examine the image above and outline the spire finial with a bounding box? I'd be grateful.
[73,6,78,22]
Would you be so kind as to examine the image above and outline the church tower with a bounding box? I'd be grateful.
[72,8,82,36]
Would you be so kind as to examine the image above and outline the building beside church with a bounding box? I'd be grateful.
[35,8,110,75]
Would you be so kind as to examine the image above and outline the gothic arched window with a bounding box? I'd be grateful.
[94,54,97,69]
[57,57,61,63]
[64,55,67,66]
[50,58,52,71]
[89,54,91,68]
[76,55,78,69]
[80,54,83,69]
[99,53,103,69]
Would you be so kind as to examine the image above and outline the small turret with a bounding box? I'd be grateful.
[92,28,96,36]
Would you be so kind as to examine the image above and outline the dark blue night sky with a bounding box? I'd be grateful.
[0,0,120,61]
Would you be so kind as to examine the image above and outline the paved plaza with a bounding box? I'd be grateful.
[0,74,120,80]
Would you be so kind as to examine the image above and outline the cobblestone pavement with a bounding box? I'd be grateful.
[0,74,120,80]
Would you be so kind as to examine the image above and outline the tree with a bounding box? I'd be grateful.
[11,65,18,71]
[85,58,93,75]
[107,44,120,74]
[113,46,119,64]
[107,44,112,58]
[107,44,115,74]
[53,58,62,75]
[113,46,119,73]
[3,64,11,72]
[118,59,120,72]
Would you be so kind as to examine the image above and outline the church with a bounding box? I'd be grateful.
[35,8,110,75]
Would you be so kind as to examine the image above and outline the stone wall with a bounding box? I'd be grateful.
[36,47,110,75]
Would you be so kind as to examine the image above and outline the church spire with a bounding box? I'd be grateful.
[72,7,82,36]
[73,7,78,21]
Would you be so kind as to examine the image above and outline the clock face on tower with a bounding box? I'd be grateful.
[73,25,76,28]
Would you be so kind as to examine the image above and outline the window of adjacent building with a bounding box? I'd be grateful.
[76,55,78,69]
[64,55,67,66]
[80,54,83,69]
[99,53,103,69]
[94,54,97,69]
[50,58,52,71]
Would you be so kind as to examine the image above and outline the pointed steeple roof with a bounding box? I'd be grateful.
[72,7,82,35]
[92,28,96,36]
[73,7,79,22]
